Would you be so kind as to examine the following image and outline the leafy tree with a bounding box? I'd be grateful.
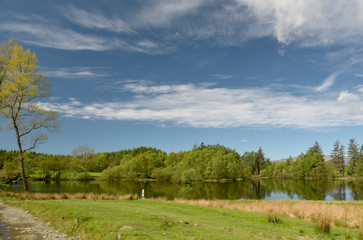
[242,151,258,174]
[292,143,325,178]
[3,160,19,182]
[0,39,14,85]
[347,138,359,175]
[256,147,265,175]
[331,140,345,177]
[355,144,363,177]
[0,40,58,191]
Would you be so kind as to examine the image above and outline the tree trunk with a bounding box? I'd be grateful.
[14,122,29,192]
[18,151,29,192]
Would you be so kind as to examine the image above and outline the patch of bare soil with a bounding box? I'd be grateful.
[0,202,73,240]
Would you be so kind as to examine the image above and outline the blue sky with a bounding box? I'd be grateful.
[1,0,363,160]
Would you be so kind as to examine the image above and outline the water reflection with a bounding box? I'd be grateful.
[9,179,363,201]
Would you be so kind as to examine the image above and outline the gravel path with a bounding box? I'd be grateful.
[0,218,12,239]
[0,202,72,240]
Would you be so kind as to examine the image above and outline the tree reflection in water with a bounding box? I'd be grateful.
[9,179,363,200]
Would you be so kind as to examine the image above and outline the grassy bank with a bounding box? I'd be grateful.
[3,196,363,239]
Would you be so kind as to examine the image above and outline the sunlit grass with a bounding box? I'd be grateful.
[3,196,363,239]
[6,192,363,229]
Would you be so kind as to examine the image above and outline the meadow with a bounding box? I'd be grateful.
[3,192,363,239]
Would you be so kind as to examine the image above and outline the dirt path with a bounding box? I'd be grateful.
[0,202,73,240]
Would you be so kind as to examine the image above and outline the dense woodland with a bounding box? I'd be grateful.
[1,139,363,183]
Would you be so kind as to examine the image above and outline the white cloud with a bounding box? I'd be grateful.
[39,81,363,129]
[241,139,248,143]
[211,74,234,80]
[0,22,171,54]
[63,0,205,31]
[136,0,205,28]
[238,0,363,47]
[338,90,360,104]
[42,67,112,79]
[314,71,342,92]
[0,23,117,51]
[61,7,132,33]
[2,1,363,53]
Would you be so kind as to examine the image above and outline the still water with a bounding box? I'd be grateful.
[9,179,363,201]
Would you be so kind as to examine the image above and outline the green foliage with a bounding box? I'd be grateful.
[98,144,254,182]
[74,172,92,181]
[332,140,345,177]
[2,160,19,182]
[5,139,363,183]
[100,166,122,181]
[0,182,9,190]
[347,138,359,175]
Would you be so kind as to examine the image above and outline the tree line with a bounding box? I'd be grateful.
[0,144,265,183]
[1,139,363,183]
[262,140,363,179]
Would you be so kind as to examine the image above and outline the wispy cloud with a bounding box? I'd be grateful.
[238,0,363,47]
[0,23,117,51]
[314,71,343,92]
[42,67,112,79]
[211,74,235,80]
[136,0,205,28]
[0,22,170,54]
[270,71,343,93]
[39,81,363,129]
[2,1,363,53]
[61,6,132,33]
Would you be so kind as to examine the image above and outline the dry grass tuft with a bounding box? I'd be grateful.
[359,218,363,239]
[315,213,331,234]
[152,198,363,229]
[5,192,139,201]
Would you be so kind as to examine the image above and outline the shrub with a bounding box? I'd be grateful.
[0,182,9,191]
[75,172,92,180]
[100,166,122,181]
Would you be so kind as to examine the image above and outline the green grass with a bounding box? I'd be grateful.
[4,199,361,240]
